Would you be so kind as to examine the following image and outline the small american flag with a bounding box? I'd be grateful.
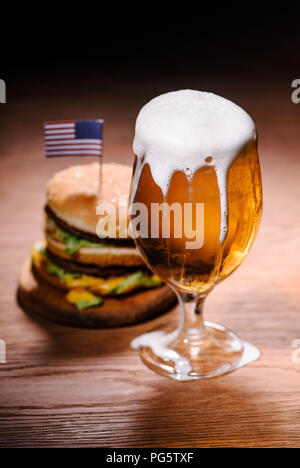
[44,119,103,158]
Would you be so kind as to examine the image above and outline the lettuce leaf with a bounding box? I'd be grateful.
[47,263,65,281]
[74,296,103,310]
[47,217,111,254]
[110,271,162,295]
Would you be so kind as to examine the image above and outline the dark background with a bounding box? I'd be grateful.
[1,12,299,167]
[1,13,299,87]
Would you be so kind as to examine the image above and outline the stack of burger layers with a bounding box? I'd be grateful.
[28,162,175,326]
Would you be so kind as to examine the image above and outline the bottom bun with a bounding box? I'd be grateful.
[17,257,177,328]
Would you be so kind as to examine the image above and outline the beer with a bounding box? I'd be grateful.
[130,90,263,381]
[131,144,262,295]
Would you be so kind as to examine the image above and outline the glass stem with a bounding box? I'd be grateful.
[177,292,206,333]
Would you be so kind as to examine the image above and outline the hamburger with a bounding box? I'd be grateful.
[19,162,175,327]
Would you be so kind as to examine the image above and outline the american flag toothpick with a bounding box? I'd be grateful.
[44,119,103,158]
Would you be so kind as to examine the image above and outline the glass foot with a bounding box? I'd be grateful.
[131,321,260,381]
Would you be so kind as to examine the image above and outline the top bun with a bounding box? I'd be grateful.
[46,162,132,236]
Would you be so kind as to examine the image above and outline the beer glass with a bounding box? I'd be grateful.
[129,90,263,381]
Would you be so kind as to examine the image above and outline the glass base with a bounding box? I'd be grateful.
[131,321,260,381]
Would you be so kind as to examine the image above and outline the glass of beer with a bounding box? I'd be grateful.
[129,90,263,381]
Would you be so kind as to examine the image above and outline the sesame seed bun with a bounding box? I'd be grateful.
[46,162,132,237]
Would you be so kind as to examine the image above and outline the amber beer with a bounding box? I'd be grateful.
[131,144,262,295]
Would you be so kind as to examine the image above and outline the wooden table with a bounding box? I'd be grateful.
[0,79,300,448]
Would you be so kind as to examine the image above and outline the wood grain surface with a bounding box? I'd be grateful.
[0,79,300,448]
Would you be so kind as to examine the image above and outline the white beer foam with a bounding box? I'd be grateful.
[132,89,257,244]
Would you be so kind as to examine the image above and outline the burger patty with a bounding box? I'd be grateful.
[46,248,150,278]
[45,205,135,247]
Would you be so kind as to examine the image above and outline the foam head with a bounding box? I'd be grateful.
[132,89,257,243]
[133,89,256,194]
